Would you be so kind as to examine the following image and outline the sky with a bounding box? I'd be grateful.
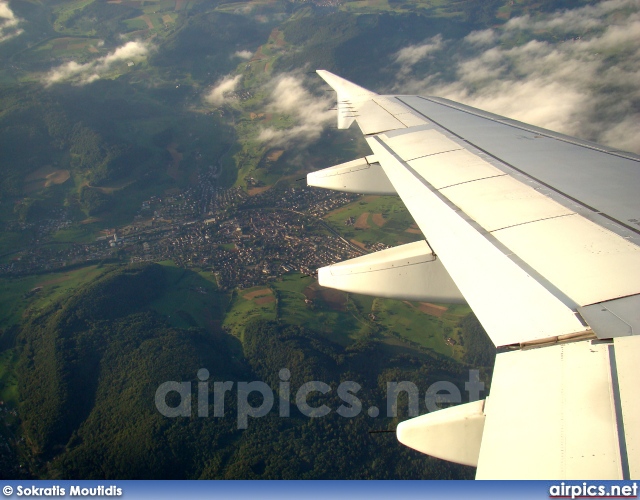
[391,0,640,153]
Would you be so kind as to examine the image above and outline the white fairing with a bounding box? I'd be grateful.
[397,400,485,467]
[307,157,396,195]
[318,241,464,303]
[312,70,640,479]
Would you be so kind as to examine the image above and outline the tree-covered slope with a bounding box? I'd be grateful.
[15,264,477,479]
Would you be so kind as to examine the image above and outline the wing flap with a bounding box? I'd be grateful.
[357,100,407,135]
[383,127,462,161]
[395,113,430,127]
[372,97,430,127]
[408,149,506,189]
[476,337,640,479]
[372,97,412,115]
[616,335,640,479]
[441,175,575,232]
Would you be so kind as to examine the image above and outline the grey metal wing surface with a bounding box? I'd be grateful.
[309,70,640,479]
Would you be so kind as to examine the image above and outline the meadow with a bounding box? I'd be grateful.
[323,195,424,248]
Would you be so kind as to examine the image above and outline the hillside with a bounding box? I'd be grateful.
[14,263,480,479]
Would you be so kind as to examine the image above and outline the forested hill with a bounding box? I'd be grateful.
[16,263,475,479]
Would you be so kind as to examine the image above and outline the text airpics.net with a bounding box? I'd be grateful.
[549,482,638,499]
[154,368,485,428]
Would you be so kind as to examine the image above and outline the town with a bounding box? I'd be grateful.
[0,184,367,291]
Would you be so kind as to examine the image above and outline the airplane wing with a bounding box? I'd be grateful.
[309,70,640,479]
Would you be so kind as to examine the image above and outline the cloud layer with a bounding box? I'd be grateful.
[204,74,243,106]
[0,1,23,43]
[44,41,150,86]
[393,0,640,153]
[257,74,335,147]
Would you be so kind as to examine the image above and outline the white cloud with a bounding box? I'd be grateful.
[0,1,23,43]
[463,29,497,47]
[204,74,243,106]
[393,1,640,153]
[504,0,635,33]
[257,74,335,147]
[44,40,150,86]
[394,35,443,75]
[99,41,148,67]
[233,50,253,60]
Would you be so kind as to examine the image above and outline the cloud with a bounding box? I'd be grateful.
[394,35,443,75]
[0,1,23,43]
[204,74,242,106]
[463,29,497,47]
[392,0,640,153]
[257,74,335,147]
[503,0,633,33]
[44,40,150,86]
[233,50,253,60]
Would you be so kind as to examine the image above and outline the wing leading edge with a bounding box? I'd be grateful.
[310,70,640,479]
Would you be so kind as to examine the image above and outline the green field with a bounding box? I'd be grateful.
[51,0,187,37]
[373,298,467,358]
[223,274,371,347]
[273,274,366,345]
[150,262,229,331]
[221,272,469,360]
[0,264,112,329]
[52,224,102,244]
[323,195,423,248]
[222,285,277,339]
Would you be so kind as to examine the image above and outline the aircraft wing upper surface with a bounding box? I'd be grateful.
[310,70,640,479]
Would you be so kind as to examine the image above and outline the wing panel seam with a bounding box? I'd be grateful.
[403,147,463,162]
[435,173,508,190]
[396,97,640,237]
[372,135,581,311]
[412,96,640,163]
[489,213,576,234]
